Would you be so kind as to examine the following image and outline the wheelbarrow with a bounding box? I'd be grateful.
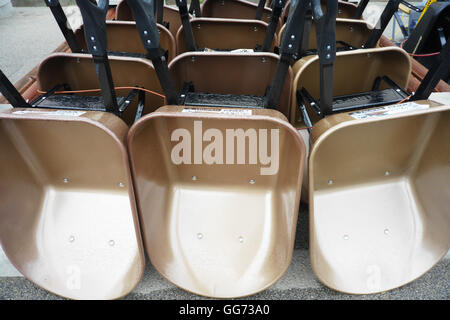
[175,0,284,54]
[0,0,151,299]
[124,0,306,297]
[116,0,184,38]
[298,0,450,294]
[46,0,176,61]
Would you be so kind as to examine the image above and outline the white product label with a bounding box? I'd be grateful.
[12,110,86,117]
[182,107,252,116]
[349,102,429,119]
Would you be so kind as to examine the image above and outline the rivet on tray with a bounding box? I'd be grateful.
[119,182,125,188]
[343,235,349,240]
[261,57,266,63]
[253,27,258,32]
[197,24,201,29]
[69,236,75,243]
[328,179,333,185]
[385,171,390,176]
[197,233,203,239]
[109,240,115,246]
[192,176,197,181]
[249,179,255,184]
[63,178,69,183]
[191,56,196,62]
[384,229,389,235]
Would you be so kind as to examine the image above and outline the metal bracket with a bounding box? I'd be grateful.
[45,0,83,53]
[298,75,409,121]
[0,69,32,108]
[76,0,120,116]
[364,0,401,48]
[188,0,202,17]
[175,0,198,52]
[352,0,370,19]
[264,0,311,110]
[311,0,337,116]
[126,0,179,105]
[255,0,266,20]
[260,0,286,52]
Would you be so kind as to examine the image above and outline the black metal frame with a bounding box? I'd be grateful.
[76,0,120,115]
[0,0,146,123]
[260,0,286,52]
[294,0,422,127]
[126,0,179,105]
[255,0,266,20]
[176,0,198,51]
[188,0,202,17]
[45,0,82,53]
[412,35,450,100]
[352,0,370,19]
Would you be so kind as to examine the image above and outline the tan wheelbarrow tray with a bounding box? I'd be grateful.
[116,1,183,39]
[0,107,145,299]
[278,18,373,51]
[308,101,450,294]
[176,18,278,54]
[168,52,293,119]
[37,53,166,126]
[0,52,174,299]
[127,106,306,298]
[201,0,274,22]
[74,20,176,61]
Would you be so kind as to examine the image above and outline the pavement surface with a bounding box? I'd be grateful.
[0,1,448,300]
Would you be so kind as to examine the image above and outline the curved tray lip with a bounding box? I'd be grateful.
[0,108,146,300]
[101,20,175,46]
[175,16,270,41]
[168,49,284,68]
[37,52,156,84]
[308,103,450,295]
[292,46,413,91]
[127,106,306,298]
[175,17,275,54]
[201,0,274,12]
[278,17,373,44]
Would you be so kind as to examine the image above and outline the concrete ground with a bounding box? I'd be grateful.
[0,2,448,300]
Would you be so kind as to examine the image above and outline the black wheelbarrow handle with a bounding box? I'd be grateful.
[44,0,83,53]
[75,0,120,115]
[126,0,179,105]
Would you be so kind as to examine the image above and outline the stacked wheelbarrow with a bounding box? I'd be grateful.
[0,0,448,299]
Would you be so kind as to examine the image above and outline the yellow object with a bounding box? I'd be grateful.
[418,0,437,23]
